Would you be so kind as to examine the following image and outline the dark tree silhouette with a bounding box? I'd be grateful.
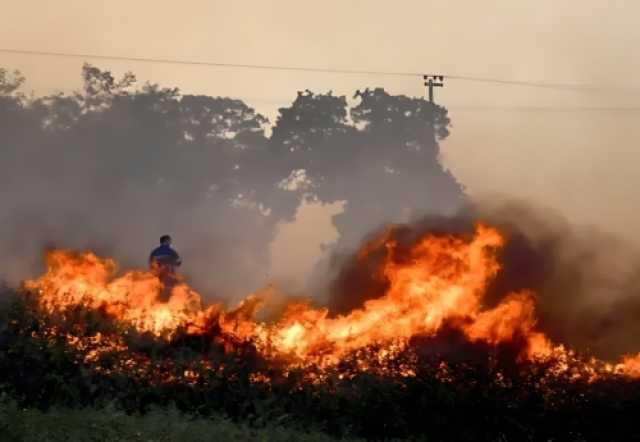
[268,87,463,251]
[331,88,462,248]
[0,65,465,298]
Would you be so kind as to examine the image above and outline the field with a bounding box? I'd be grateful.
[2,287,640,442]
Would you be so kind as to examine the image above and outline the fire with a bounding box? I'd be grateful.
[618,354,640,378]
[22,223,640,380]
[257,224,543,365]
[25,250,217,337]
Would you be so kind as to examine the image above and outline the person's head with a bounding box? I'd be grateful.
[160,235,172,246]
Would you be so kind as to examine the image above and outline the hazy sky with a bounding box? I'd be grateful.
[2,0,640,246]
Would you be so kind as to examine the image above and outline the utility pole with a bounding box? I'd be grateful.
[423,75,444,103]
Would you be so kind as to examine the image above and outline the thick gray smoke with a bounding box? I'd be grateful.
[0,65,463,300]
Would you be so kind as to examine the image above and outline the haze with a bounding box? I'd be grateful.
[2,0,640,280]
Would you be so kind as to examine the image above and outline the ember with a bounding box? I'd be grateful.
[22,223,640,381]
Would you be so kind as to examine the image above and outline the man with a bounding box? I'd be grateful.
[149,235,182,299]
[149,235,182,270]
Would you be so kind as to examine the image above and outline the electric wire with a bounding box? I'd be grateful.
[0,47,614,92]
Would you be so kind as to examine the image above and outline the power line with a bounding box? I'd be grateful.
[449,105,640,111]
[0,47,611,92]
[0,47,422,76]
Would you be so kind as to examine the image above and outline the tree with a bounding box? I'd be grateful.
[270,87,464,251]
[264,90,356,221]
[0,68,25,96]
[0,65,464,297]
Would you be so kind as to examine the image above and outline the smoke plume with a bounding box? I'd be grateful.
[326,199,640,360]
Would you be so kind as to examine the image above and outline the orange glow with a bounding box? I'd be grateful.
[617,353,640,378]
[25,250,217,337]
[22,223,640,380]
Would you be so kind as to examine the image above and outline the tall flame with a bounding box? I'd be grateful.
[23,223,640,378]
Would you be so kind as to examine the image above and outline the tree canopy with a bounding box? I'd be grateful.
[0,64,464,295]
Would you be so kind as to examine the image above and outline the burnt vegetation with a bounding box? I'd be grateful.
[2,288,640,441]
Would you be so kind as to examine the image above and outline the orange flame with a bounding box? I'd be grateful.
[23,223,640,378]
[24,250,217,337]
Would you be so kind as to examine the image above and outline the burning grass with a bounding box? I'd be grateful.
[2,222,640,440]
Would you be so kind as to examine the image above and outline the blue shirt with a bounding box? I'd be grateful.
[149,244,182,268]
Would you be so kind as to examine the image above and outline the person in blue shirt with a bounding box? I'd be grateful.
[149,234,182,271]
[149,235,182,299]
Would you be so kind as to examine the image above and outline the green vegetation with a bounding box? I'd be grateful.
[0,398,357,442]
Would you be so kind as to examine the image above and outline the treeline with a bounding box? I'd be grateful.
[0,65,463,297]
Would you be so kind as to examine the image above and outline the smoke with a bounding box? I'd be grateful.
[0,67,277,299]
[0,67,464,302]
[476,199,640,360]
[325,198,640,360]
[9,64,640,362]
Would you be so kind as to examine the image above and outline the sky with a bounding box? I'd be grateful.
[2,0,640,254]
